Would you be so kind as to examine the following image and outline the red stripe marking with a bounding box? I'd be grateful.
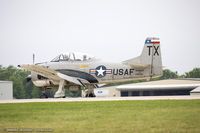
[152,42,160,44]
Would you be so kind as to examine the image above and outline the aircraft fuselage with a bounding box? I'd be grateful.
[31,60,150,87]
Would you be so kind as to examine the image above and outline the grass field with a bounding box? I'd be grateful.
[0,100,200,133]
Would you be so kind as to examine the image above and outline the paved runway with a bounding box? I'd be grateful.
[0,96,200,103]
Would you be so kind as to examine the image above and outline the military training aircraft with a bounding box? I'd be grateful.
[18,37,162,98]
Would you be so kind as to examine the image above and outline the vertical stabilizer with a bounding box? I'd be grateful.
[123,37,163,77]
[140,37,162,76]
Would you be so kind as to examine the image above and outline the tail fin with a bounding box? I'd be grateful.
[141,37,162,76]
[123,37,162,77]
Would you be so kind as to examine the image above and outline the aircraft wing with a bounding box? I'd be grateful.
[19,64,86,86]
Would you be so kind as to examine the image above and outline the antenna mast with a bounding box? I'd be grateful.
[33,53,35,64]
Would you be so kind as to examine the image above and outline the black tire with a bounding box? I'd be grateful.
[88,93,96,97]
[40,93,48,98]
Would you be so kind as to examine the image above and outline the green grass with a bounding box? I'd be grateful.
[0,100,200,133]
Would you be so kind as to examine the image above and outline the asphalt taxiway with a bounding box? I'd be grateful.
[0,96,200,104]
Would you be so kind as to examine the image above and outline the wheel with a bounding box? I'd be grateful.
[40,93,48,98]
[88,93,96,97]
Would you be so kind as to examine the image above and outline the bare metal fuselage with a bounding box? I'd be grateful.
[31,59,151,88]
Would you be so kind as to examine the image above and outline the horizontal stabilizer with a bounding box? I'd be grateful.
[130,64,150,69]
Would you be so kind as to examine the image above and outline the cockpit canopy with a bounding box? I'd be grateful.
[51,52,95,62]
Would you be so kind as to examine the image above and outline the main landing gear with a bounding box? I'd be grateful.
[40,87,48,98]
[40,81,97,98]
[83,85,96,97]
[40,80,66,98]
[54,80,65,98]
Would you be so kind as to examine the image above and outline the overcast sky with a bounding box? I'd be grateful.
[0,0,199,74]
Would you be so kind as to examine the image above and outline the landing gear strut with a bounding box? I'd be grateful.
[82,85,96,97]
[54,80,65,98]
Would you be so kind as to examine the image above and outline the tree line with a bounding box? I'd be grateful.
[160,68,200,79]
[0,65,41,99]
[0,65,199,99]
